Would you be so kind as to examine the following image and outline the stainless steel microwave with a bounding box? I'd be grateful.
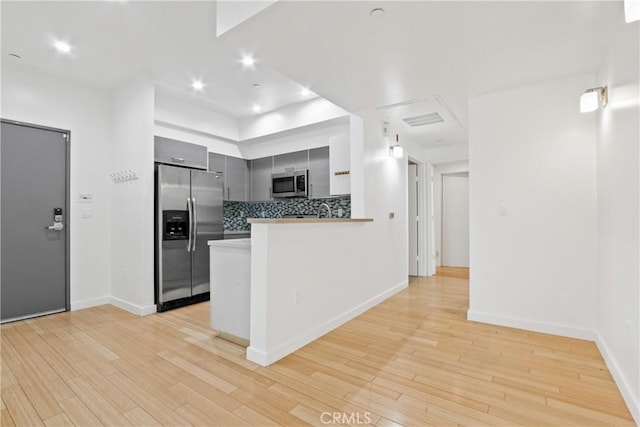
[271,170,308,198]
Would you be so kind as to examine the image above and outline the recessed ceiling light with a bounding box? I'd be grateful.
[370,8,385,18]
[53,40,72,54]
[191,80,205,91]
[252,104,262,113]
[300,87,312,97]
[241,55,255,67]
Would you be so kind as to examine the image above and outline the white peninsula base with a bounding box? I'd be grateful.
[208,238,251,346]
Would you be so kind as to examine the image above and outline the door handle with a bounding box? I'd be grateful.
[191,198,197,252]
[227,187,230,200]
[46,207,64,231]
[187,197,193,252]
[171,157,185,163]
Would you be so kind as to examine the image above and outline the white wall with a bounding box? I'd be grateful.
[248,221,406,365]
[239,97,348,141]
[1,62,112,309]
[109,76,156,315]
[442,174,469,267]
[595,18,639,423]
[468,74,598,339]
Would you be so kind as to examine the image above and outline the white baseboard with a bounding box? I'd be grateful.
[246,347,268,366]
[595,332,640,426]
[466,310,597,341]
[109,297,157,316]
[70,296,110,311]
[250,280,409,367]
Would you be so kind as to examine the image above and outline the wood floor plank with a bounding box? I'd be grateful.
[0,275,633,426]
[122,407,162,427]
[57,396,102,427]
[42,412,73,427]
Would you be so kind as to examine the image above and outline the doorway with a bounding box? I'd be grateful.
[428,160,469,278]
[408,161,419,276]
[1,120,70,323]
[441,173,469,270]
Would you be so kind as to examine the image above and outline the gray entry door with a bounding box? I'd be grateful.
[1,121,68,322]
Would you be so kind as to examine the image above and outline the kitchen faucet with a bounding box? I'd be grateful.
[317,202,332,218]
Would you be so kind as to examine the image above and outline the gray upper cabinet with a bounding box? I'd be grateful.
[250,157,273,201]
[208,152,225,174]
[308,147,330,198]
[208,153,248,201]
[226,156,248,201]
[273,150,308,172]
[155,136,207,170]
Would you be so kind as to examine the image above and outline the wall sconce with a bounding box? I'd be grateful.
[389,134,404,158]
[580,86,608,113]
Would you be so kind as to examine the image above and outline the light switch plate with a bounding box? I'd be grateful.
[78,192,94,203]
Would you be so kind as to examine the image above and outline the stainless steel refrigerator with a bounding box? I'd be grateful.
[155,164,223,312]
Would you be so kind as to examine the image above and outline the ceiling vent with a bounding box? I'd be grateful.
[402,112,444,127]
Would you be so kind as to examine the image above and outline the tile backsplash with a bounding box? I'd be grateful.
[224,196,351,231]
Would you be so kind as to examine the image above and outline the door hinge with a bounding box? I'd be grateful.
[63,134,69,140]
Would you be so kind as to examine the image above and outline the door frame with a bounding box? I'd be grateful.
[1,118,71,313]
[425,157,469,276]
[407,156,427,276]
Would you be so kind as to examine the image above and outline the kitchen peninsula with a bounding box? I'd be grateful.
[209,216,375,366]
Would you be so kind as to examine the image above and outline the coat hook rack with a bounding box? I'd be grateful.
[110,170,138,183]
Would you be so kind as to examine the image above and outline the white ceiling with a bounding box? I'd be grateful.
[1,1,628,147]
[0,1,315,119]
[220,1,626,147]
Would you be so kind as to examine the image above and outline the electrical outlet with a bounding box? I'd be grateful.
[337,208,343,217]
[499,204,508,216]
[294,291,301,305]
[240,210,244,217]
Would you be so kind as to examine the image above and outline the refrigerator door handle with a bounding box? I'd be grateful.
[187,197,193,252]
[192,198,198,251]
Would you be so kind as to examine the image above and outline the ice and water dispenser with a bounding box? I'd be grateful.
[162,210,189,240]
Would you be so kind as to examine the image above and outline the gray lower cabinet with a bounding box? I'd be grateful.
[308,147,330,198]
[273,150,308,172]
[250,157,273,201]
[155,136,207,170]
[208,153,248,201]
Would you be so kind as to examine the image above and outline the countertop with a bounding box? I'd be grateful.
[208,238,251,248]
[247,218,373,224]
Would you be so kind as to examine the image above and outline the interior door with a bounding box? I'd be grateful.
[442,174,470,267]
[190,170,223,296]
[1,121,68,322]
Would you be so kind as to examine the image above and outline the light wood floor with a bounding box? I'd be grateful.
[436,267,470,279]
[1,276,634,426]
